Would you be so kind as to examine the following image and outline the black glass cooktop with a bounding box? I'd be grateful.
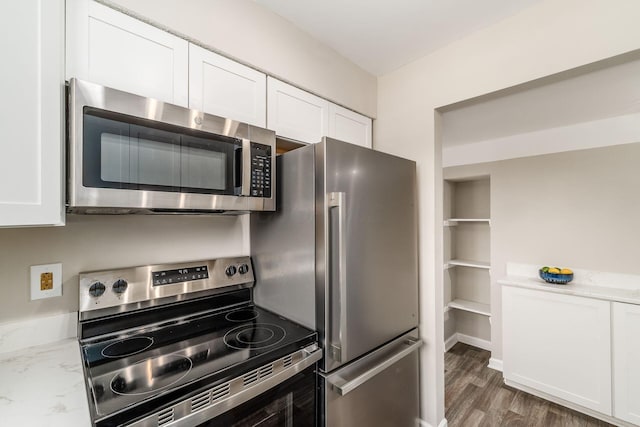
[80,304,316,421]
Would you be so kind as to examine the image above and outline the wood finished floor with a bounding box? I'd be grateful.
[445,343,614,427]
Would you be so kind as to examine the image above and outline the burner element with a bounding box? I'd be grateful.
[110,354,193,396]
[225,309,259,322]
[224,323,286,350]
[237,327,275,344]
[102,336,154,358]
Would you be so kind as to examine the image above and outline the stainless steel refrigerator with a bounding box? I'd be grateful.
[251,137,421,426]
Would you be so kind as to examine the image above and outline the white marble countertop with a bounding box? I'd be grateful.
[499,275,640,305]
[0,338,91,426]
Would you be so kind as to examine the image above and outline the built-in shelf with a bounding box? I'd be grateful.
[444,218,491,226]
[443,177,492,351]
[446,299,491,317]
[444,259,491,270]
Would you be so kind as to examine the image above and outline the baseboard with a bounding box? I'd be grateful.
[488,357,503,372]
[416,418,448,427]
[444,333,458,352]
[456,333,491,351]
[444,333,491,352]
[0,312,77,355]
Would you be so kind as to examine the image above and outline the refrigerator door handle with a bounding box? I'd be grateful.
[328,337,423,396]
[328,191,347,363]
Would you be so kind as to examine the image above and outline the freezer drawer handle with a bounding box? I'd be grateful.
[328,338,423,396]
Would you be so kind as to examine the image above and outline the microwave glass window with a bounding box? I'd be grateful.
[181,145,226,191]
[100,132,181,188]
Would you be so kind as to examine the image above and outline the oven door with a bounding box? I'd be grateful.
[201,364,316,427]
[126,346,321,427]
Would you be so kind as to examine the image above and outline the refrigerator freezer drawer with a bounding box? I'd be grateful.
[320,329,421,427]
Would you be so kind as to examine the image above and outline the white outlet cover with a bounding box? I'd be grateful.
[30,263,63,300]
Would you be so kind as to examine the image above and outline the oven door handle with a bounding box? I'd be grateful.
[128,345,322,427]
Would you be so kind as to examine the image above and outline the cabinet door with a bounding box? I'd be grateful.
[0,0,64,227]
[267,77,328,144]
[503,287,612,415]
[613,302,640,424]
[189,44,266,127]
[328,104,372,148]
[66,0,188,107]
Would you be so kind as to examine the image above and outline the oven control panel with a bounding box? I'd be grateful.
[79,257,254,317]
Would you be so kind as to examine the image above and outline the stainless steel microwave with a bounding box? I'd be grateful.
[67,78,275,214]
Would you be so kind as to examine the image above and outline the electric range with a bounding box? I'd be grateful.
[78,257,320,427]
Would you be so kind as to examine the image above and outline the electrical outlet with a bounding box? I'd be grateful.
[40,272,53,290]
[30,263,62,300]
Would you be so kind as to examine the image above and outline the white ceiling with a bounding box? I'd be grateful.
[254,0,542,76]
[441,54,640,147]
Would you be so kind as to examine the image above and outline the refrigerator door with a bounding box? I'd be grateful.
[317,138,418,372]
[320,329,421,427]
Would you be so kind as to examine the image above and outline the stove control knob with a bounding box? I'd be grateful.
[238,264,249,275]
[112,279,128,294]
[88,282,106,297]
[225,266,237,277]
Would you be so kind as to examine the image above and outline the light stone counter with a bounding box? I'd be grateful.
[499,262,640,305]
[0,338,91,427]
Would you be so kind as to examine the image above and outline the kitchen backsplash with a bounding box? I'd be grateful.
[0,214,249,326]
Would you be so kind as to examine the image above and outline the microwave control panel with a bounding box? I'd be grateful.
[250,143,272,198]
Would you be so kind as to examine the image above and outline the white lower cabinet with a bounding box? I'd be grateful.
[0,0,65,227]
[66,0,189,107]
[503,287,612,415]
[613,302,640,424]
[328,104,372,148]
[189,44,266,127]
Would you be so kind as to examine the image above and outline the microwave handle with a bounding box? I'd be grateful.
[233,144,243,195]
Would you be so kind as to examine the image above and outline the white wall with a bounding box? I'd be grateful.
[0,215,246,323]
[103,0,377,117]
[375,1,640,425]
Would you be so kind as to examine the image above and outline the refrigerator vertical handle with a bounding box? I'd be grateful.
[328,191,347,364]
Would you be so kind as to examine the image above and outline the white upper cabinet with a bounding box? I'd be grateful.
[328,104,372,148]
[0,0,65,227]
[66,0,188,107]
[613,302,640,425]
[267,77,329,144]
[189,44,266,127]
